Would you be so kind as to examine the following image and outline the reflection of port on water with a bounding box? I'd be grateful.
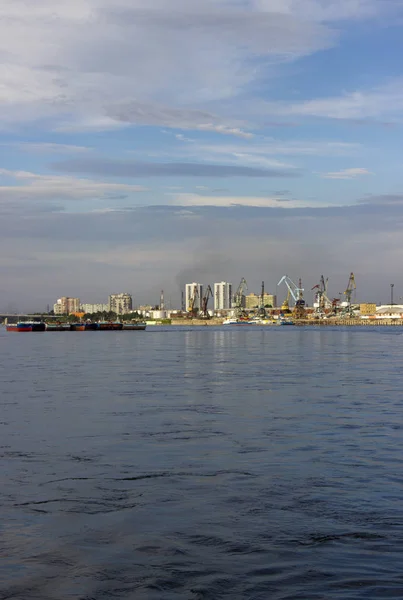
[183,328,270,383]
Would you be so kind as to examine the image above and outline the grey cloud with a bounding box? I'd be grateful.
[357,194,403,205]
[109,102,219,127]
[2,200,403,310]
[51,158,301,178]
[107,102,252,137]
[106,6,334,57]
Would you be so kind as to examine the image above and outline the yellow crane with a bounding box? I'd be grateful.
[281,289,291,312]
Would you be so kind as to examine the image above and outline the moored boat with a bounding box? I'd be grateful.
[223,318,256,325]
[277,319,294,326]
[31,322,46,331]
[97,322,123,330]
[6,322,32,332]
[46,323,70,331]
[6,321,46,332]
[84,322,98,330]
[122,322,147,330]
[70,323,86,331]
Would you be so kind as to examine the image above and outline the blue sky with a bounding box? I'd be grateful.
[1,0,403,310]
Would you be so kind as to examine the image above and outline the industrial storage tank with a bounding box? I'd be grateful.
[151,310,167,320]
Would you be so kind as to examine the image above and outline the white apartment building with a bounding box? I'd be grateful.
[81,303,109,314]
[214,282,233,310]
[53,297,80,315]
[185,283,203,311]
[108,293,133,315]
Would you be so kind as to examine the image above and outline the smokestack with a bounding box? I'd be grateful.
[160,290,165,310]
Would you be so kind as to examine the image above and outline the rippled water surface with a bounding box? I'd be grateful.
[1,325,403,599]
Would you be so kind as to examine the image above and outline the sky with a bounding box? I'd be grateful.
[1,0,403,311]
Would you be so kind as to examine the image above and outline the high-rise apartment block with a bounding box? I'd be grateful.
[185,283,203,311]
[108,293,133,314]
[53,297,81,315]
[214,282,233,310]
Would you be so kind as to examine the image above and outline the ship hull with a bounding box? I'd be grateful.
[70,323,85,331]
[31,322,46,331]
[6,322,45,332]
[122,323,146,330]
[97,322,123,330]
[223,319,256,325]
[6,324,32,332]
[46,324,71,331]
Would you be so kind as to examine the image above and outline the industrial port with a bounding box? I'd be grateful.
[3,272,403,328]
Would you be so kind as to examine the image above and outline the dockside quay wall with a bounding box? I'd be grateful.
[294,319,403,326]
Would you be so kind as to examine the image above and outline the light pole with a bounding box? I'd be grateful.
[390,283,394,307]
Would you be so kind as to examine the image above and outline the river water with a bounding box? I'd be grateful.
[1,325,403,599]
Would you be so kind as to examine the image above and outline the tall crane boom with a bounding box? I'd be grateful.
[341,272,356,317]
[344,272,356,304]
[312,275,332,314]
[278,275,305,318]
[188,284,199,317]
[278,275,304,303]
[200,285,213,318]
[233,277,248,318]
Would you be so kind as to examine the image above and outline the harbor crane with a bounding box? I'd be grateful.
[341,272,356,317]
[188,284,200,318]
[233,277,248,318]
[281,289,291,313]
[278,275,305,319]
[200,285,213,319]
[256,281,267,318]
[311,275,332,316]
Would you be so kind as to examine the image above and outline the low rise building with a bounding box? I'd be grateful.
[245,293,276,309]
[81,303,109,314]
[360,303,376,316]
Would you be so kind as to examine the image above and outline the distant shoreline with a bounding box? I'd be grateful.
[162,319,403,327]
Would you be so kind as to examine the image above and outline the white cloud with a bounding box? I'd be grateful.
[168,192,320,208]
[0,168,146,201]
[174,138,360,169]
[0,0,399,136]
[253,0,397,21]
[0,0,343,131]
[322,167,372,179]
[268,79,403,120]
[195,124,253,139]
[6,142,92,154]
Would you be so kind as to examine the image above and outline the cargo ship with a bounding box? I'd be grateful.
[70,323,86,331]
[122,322,146,330]
[46,323,70,331]
[6,322,46,332]
[6,321,146,332]
[6,322,33,332]
[97,322,123,330]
